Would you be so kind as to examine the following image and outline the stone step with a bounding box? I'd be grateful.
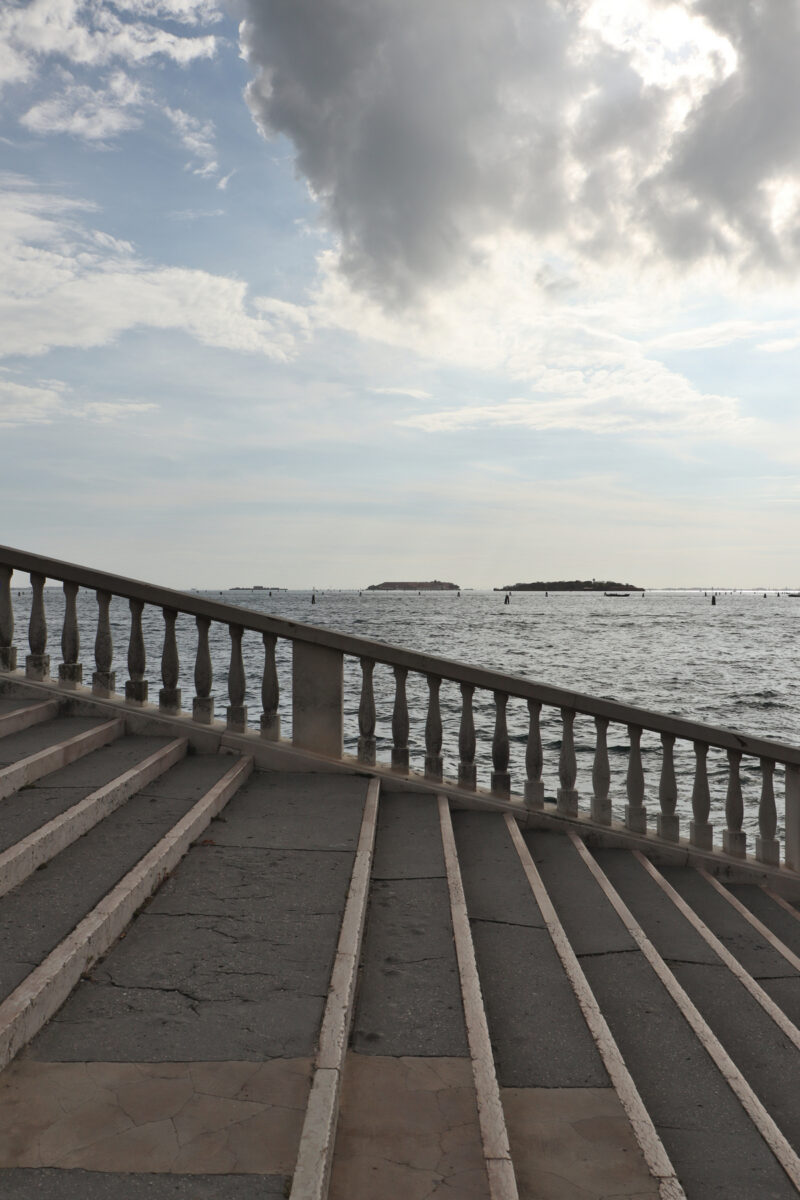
[530,830,797,1199]
[0,699,60,739]
[0,716,124,801]
[0,751,253,1072]
[0,737,188,897]
[0,771,369,1195]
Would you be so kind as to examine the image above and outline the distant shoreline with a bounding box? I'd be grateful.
[367,580,460,591]
[494,580,644,592]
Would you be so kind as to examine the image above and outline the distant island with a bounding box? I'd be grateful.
[367,580,460,591]
[494,580,644,592]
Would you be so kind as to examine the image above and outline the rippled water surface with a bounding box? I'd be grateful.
[14,586,800,837]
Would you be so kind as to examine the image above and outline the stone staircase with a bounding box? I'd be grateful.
[1,681,800,1198]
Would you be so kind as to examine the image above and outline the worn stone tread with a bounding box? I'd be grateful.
[597,849,800,1151]
[0,735,174,854]
[529,832,795,1199]
[29,771,368,1062]
[0,1169,288,1196]
[453,811,607,1089]
[0,717,104,768]
[0,755,237,1002]
[352,794,468,1058]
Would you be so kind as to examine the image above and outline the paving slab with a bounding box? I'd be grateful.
[31,772,367,1062]
[329,1053,489,1200]
[502,1086,659,1199]
[0,1057,310,1174]
[454,812,607,1088]
[0,735,173,853]
[0,755,236,1001]
[0,718,104,768]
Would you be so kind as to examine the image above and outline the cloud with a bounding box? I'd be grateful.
[21,70,146,141]
[238,0,800,307]
[1,0,217,85]
[164,105,217,176]
[370,386,432,401]
[0,177,309,360]
[0,375,157,426]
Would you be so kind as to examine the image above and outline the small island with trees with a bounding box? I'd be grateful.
[367,580,460,591]
[494,580,643,592]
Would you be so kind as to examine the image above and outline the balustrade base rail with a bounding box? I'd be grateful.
[2,544,800,880]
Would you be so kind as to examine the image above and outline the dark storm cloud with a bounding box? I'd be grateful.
[238,0,800,304]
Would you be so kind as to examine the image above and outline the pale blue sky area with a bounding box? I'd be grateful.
[2,0,800,588]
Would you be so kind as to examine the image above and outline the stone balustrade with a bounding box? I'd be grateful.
[2,544,800,874]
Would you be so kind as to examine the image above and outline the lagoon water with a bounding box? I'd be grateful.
[17,585,800,840]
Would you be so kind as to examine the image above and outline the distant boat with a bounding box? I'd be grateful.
[788,592,800,597]
[604,592,630,597]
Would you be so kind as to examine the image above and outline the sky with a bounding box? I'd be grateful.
[2,0,800,589]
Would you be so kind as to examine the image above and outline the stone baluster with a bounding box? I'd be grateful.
[93,590,115,695]
[690,741,713,850]
[524,700,544,809]
[125,598,147,703]
[189,619,211,720]
[226,624,247,732]
[625,725,646,833]
[58,580,82,687]
[425,674,443,782]
[657,733,679,842]
[458,683,477,790]
[557,708,579,816]
[159,608,181,713]
[723,749,746,858]
[391,666,409,772]
[260,633,280,740]
[756,757,779,865]
[192,616,214,724]
[26,572,49,680]
[491,690,511,797]
[358,657,377,765]
[0,565,16,671]
[591,716,611,825]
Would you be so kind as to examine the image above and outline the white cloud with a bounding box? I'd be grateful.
[0,376,157,426]
[21,70,146,141]
[164,105,217,176]
[0,177,308,361]
[1,0,217,85]
[239,0,800,308]
[371,386,432,401]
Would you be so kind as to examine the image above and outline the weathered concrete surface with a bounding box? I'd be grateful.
[726,884,800,953]
[0,718,103,768]
[31,772,366,1062]
[502,1087,659,1199]
[455,812,608,1089]
[0,755,237,1002]
[352,793,468,1057]
[534,834,797,1199]
[0,1169,287,1196]
[597,850,800,1151]
[329,1054,489,1200]
[0,1058,310,1173]
[0,735,173,853]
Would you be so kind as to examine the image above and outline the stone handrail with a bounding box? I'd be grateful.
[0,543,798,872]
